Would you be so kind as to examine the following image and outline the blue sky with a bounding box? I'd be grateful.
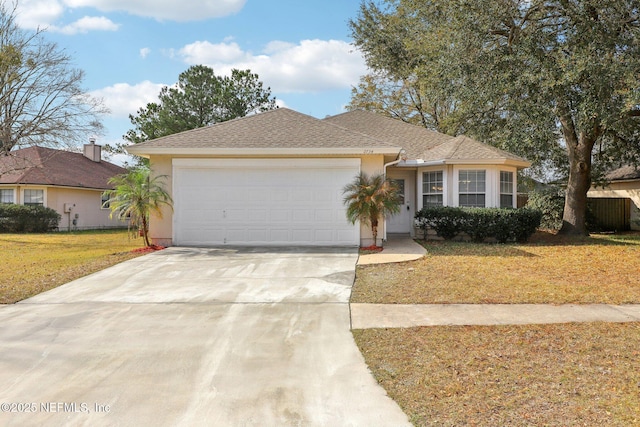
[15,0,368,162]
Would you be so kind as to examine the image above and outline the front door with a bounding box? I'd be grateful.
[387,169,415,234]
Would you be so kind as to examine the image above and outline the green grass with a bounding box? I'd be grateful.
[0,230,146,304]
[352,232,640,426]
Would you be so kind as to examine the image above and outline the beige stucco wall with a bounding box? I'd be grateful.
[0,185,126,230]
[48,187,126,230]
[146,154,388,247]
[148,155,174,246]
[588,180,640,230]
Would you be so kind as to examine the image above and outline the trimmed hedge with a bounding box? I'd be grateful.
[415,206,542,243]
[0,204,61,233]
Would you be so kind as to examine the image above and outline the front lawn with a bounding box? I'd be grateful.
[0,230,146,304]
[352,232,640,426]
[354,323,640,426]
[352,232,640,304]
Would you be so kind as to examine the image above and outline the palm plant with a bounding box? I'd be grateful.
[103,167,172,247]
[343,172,401,247]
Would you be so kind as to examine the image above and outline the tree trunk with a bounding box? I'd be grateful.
[142,216,151,247]
[558,112,598,236]
[371,218,379,247]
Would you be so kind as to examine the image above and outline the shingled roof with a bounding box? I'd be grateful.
[605,165,640,181]
[0,146,126,190]
[127,108,401,156]
[324,110,452,159]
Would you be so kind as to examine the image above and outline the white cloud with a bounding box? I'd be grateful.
[53,16,119,34]
[91,81,164,118]
[15,0,246,30]
[177,39,367,94]
[63,0,247,21]
[178,40,248,64]
[15,0,65,29]
[140,47,151,59]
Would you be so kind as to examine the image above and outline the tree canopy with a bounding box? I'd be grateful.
[0,2,106,155]
[124,65,277,145]
[350,0,640,235]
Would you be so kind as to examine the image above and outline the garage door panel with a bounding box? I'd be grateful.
[173,159,360,246]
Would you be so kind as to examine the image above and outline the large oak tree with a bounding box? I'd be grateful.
[350,0,640,235]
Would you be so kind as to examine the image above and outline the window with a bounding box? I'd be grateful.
[0,189,13,204]
[23,189,44,206]
[458,170,486,207]
[423,171,443,207]
[500,171,514,208]
[101,192,111,209]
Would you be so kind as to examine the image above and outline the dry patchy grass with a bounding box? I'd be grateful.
[353,232,640,425]
[354,323,640,426]
[352,232,640,304]
[0,230,145,304]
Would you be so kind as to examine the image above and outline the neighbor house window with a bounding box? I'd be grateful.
[101,192,110,209]
[500,171,514,208]
[23,189,44,206]
[0,189,13,204]
[423,171,443,207]
[458,170,486,207]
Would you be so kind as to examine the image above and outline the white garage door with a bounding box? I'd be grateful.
[173,158,360,246]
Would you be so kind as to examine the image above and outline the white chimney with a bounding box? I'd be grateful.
[83,137,101,162]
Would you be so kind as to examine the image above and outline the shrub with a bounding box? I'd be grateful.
[415,206,465,240]
[525,188,564,230]
[415,206,542,243]
[0,204,61,233]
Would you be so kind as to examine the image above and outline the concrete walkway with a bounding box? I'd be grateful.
[351,303,640,329]
[353,236,640,329]
[357,234,426,265]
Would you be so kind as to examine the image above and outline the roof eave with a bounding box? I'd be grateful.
[396,158,531,168]
[443,158,531,168]
[125,146,402,157]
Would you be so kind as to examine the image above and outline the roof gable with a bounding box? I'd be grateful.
[127,108,401,156]
[324,110,529,167]
[323,110,452,159]
[0,146,127,189]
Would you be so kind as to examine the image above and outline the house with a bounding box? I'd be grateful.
[0,142,127,231]
[126,108,530,247]
[588,165,640,231]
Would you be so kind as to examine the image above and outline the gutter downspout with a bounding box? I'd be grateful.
[382,149,407,244]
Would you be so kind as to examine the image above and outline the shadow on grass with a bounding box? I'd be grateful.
[415,231,640,257]
[416,240,539,257]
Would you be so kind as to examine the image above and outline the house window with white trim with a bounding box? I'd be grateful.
[458,170,486,207]
[101,191,111,209]
[24,189,44,206]
[0,189,13,204]
[500,171,514,208]
[422,171,443,207]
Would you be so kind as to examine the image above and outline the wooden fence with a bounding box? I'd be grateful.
[587,198,631,232]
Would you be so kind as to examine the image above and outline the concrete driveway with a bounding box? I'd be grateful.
[0,247,409,427]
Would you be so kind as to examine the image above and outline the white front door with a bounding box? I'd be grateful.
[386,169,415,234]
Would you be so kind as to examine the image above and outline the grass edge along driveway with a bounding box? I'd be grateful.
[352,232,640,426]
[1,230,146,304]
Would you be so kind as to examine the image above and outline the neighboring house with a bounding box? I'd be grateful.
[0,143,127,231]
[127,108,530,247]
[588,165,640,231]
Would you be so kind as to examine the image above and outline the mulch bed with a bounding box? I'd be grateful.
[131,245,166,254]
